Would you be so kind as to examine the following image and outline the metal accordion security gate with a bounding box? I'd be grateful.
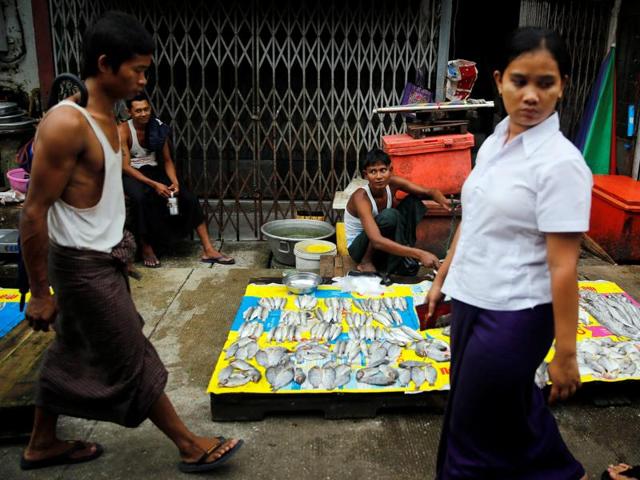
[519,0,613,139]
[49,0,441,239]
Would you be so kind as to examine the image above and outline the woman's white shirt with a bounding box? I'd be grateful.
[441,112,592,311]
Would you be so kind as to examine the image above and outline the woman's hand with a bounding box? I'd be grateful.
[547,350,581,404]
[168,182,180,195]
[426,281,444,320]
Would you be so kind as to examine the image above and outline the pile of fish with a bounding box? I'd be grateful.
[578,338,640,379]
[218,293,451,392]
[218,359,261,387]
[579,290,640,340]
[397,361,438,390]
[534,338,640,388]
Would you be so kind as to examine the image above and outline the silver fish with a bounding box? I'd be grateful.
[242,306,255,321]
[356,365,398,386]
[266,364,294,391]
[397,367,411,387]
[308,366,322,388]
[218,366,253,388]
[410,366,427,389]
[256,347,289,368]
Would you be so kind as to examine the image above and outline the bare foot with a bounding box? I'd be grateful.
[23,439,100,463]
[357,261,376,272]
[141,244,161,268]
[606,464,638,480]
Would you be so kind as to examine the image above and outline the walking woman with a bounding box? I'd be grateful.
[427,27,591,479]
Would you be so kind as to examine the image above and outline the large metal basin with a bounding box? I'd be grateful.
[261,219,335,266]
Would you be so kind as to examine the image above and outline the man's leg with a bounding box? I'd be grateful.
[385,195,426,274]
[348,209,400,272]
[123,175,160,268]
[176,188,234,264]
[148,393,241,464]
[22,407,100,463]
[195,223,234,264]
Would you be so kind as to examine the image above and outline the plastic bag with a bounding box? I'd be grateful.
[332,274,386,296]
[445,59,478,101]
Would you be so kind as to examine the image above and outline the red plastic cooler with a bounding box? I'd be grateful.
[382,133,474,194]
[589,175,640,263]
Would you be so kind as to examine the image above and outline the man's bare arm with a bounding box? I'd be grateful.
[120,123,156,187]
[390,176,451,210]
[161,141,179,190]
[354,191,439,268]
[20,109,84,330]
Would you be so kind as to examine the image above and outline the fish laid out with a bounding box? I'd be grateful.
[295,295,318,311]
[398,361,438,390]
[218,359,261,387]
[534,338,640,388]
[308,361,352,390]
[324,297,353,312]
[577,338,640,379]
[412,338,451,362]
[218,293,451,392]
[225,337,258,360]
[579,290,640,340]
[238,321,264,339]
[356,364,399,386]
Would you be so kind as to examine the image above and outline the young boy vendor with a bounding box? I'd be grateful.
[344,148,451,274]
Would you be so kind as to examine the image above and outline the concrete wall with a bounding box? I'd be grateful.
[0,0,39,103]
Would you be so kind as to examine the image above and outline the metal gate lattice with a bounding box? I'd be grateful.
[519,0,613,139]
[49,0,441,239]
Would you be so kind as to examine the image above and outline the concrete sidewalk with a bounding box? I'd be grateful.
[1,241,639,479]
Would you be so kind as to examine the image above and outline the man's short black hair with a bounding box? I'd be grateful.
[362,148,392,172]
[82,11,154,78]
[125,92,150,109]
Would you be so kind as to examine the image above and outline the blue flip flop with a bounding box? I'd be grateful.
[178,438,244,473]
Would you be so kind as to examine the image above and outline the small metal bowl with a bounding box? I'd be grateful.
[283,271,322,295]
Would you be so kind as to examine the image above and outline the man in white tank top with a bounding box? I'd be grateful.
[344,148,452,274]
[19,11,242,474]
[119,94,234,267]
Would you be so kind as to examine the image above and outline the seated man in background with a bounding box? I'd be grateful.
[119,93,234,267]
[344,148,451,274]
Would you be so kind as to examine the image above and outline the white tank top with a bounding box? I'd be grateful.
[344,184,392,247]
[47,101,125,253]
[127,119,158,169]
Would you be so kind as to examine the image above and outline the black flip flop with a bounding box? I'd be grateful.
[601,465,640,480]
[20,441,104,470]
[178,439,244,473]
[201,255,235,265]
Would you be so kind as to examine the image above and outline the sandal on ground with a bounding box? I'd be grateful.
[201,254,235,265]
[602,464,640,480]
[20,441,104,470]
[178,438,244,473]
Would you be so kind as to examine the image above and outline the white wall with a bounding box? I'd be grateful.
[0,0,40,97]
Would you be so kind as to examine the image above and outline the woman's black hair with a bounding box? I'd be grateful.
[499,27,571,77]
[81,11,154,79]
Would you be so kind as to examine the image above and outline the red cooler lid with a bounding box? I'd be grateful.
[593,175,640,210]
[382,133,474,155]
